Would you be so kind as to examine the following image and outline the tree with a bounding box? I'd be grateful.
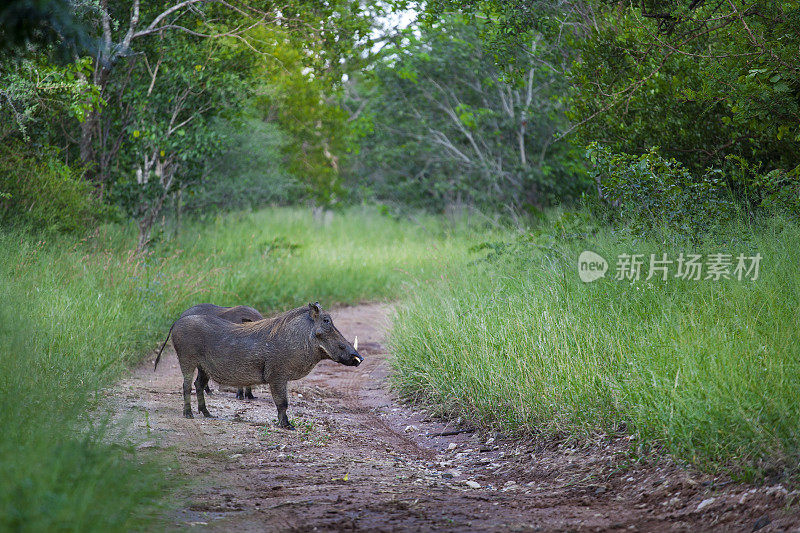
[64,1,281,190]
[426,0,800,179]
[350,17,585,214]
[247,2,384,209]
[0,0,94,55]
[568,0,800,177]
[109,30,251,250]
[36,0,386,246]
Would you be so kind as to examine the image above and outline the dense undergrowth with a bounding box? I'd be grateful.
[390,212,800,482]
[0,207,490,530]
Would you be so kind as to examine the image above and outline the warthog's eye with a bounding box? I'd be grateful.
[323,317,331,324]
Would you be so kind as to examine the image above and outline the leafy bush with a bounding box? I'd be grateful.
[568,1,800,178]
[586,143,736,237]
[726,155,800,219]
[0,143,103,233]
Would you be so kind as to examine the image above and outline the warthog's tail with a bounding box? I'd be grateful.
[154,321,176,371]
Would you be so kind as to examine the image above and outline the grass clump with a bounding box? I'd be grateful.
[390,213,800,481]
[0,237,170,531]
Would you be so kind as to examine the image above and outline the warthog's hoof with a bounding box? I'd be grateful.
[183,411,194,419]
[278,421,296,431]
[201,409,213,418]
[245,393,256,400]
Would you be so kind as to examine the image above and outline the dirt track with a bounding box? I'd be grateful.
[112,303,800,532]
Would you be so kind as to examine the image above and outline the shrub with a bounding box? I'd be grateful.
[180,119,300,215]
[726,155,800,219]
[586,143,736,237]
[0,143,103,233]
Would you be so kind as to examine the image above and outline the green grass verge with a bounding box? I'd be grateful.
[390,214,800,481]
[0,207,492,531]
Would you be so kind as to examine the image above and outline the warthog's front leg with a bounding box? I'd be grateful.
[182,374,194,419]
[195,367,213,418]
[269,381,294,430]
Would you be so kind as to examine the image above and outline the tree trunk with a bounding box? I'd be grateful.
[136,215,154,253]
[175,187,183,237]
[135,181,171,253]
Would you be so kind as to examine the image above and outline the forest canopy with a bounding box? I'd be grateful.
[1,0,797,245]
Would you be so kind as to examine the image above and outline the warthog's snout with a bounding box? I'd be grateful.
[346,348,363,367]
[343,334,363,366]
[329,341,362,366]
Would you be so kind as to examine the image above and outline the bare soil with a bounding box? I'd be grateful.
[112,303,800,532]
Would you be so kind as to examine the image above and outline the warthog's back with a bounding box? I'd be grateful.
[218,305,263,323]
[181,304,263,323]
[171,315,266,387]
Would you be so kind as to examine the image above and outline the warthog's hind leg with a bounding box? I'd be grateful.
[269,381,294,430]
[237,387,255,400]
[236,387,256,400]
[182,373,194,418]
[195,367,213,418]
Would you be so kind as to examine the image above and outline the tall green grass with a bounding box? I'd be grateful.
[0,207,492,530]
[390,215,800,481]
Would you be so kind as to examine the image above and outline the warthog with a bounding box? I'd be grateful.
[155,303,264,399]
[155,302,362,429]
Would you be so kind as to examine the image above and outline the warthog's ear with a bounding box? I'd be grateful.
[308,302,321,319]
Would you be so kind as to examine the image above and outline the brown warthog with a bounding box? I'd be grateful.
[155,302,362,429]
[155,303,264,399]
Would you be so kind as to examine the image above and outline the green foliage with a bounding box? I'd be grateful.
[247,5,377,208]
[586,143,736,238]
[0,0,95,55]
[391,214,800,481]
[0,142,104,233]
[726,155,800,219]
[568,1,800,177]
[350,17,587,213]
[0,235,172,531]
[108,31,251,222]
[182,118,299,214]
[0,54,102,142]
[426,0,800,199]
[422,0,563,75]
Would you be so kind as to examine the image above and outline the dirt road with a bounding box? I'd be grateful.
[113,303,799,531]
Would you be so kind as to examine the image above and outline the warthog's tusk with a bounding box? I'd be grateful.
[354,336,358,351]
